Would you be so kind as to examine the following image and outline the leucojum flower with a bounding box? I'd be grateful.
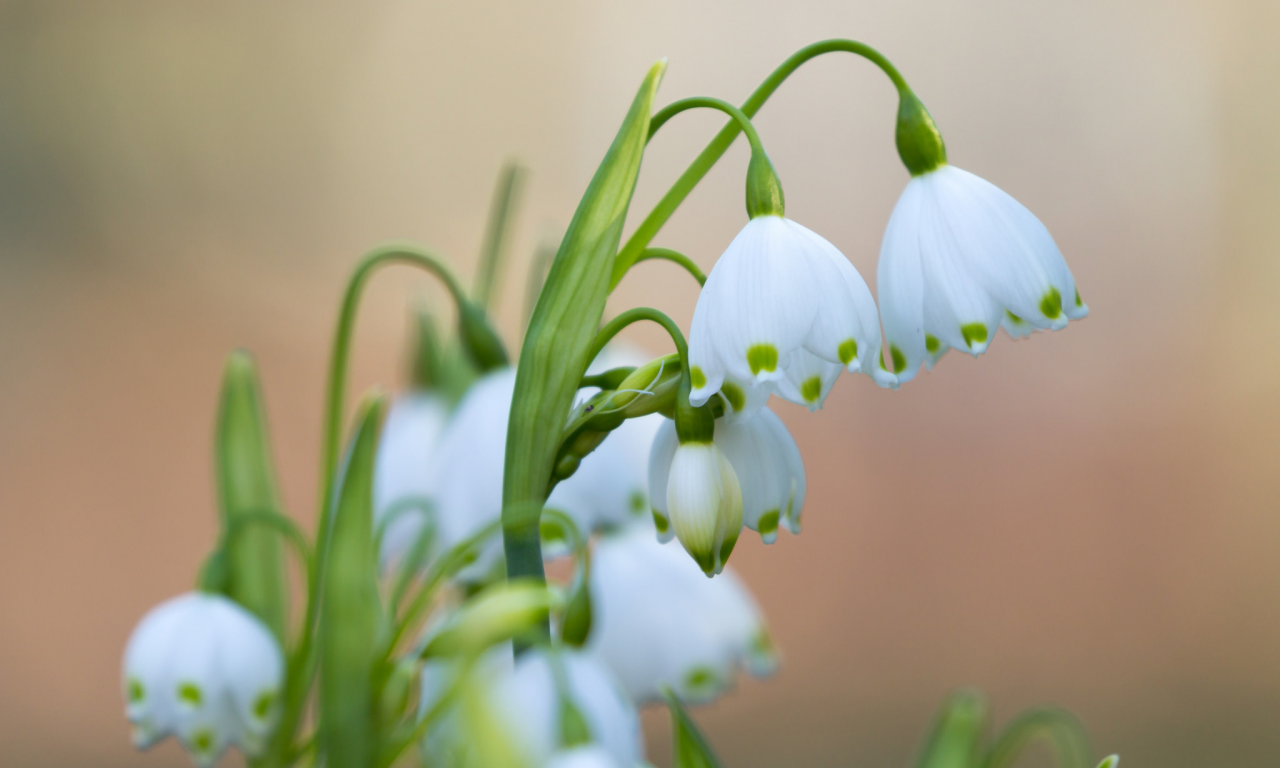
[120,39,1113,768]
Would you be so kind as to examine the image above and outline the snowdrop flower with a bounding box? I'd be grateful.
[587,520,778,705]
[122,592,283,767]
[879,92,1087,383]
[650,405,804,549]
[373,393,450,567]
[654,435,742,577]
[687,216,896,411]
[546,745,626,768]
[487,649,643,768]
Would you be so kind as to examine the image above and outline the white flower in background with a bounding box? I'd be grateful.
[122,592,283,767]
[659,439,743,577]
[687,215,896,412]
[487,649,644,768]
[877,164,1088,383]
[650,406,805,548]
[587,520,778,705]
[373,393,450,567]
[546,745,626,768]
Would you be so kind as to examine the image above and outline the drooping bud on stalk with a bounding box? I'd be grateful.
[458,300,509,373]
[894,89,947,176]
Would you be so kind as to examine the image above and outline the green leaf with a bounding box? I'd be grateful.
[318,393,386,768]
[663,687,724,768]
[914,689,989,768]
[504,59,666,588]
[980,707,1091,768]
[215,350,288,641]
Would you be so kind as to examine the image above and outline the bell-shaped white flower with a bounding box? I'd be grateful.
[546,745,625,768]
[122,592,283,767]
[659,440,743,577]
[877,164,1088,383]
[373,392,450,567]
[650,406,805,547]
[487,649,644,768]
[587,520,778,705]
[687,215,896,411]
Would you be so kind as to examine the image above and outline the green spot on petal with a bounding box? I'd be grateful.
[719,530,739,567]
[757,510,780,536]
[128,678,144,703]
[253,691,276,721]
[750,628,776,657]
[924,334,940,353]
[1005,310,1025,325]
[629,491,645,514]
[838,339,858,365]
[960,323,988,347]
[177,683,202,707]
[685,666,718,690]
[1040,287,1063,319]
[720,381,745,412]
[190,729,214,754]
[800,376,822,403]
[1074,287,1083,307]
[652,509,669,533]
[539,520,567,544]
[746,344,778,376]
[689,366,706,389]
[890,345,906,372]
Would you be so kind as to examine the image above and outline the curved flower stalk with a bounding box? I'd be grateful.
[373,392,450,566]
[586,520,777,705]
[878,97,1087,384]
[122,592,283,767]
[650,405,804,550]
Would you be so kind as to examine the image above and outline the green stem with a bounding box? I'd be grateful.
[610,39,910,288]
[648,96,768,155]
[588,307,688,368]
[629,247,706,287]
[222,510,315,594]
[474,162,525,310]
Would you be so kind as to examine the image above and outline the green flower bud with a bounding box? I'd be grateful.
[458,301,509,373]
[421,579,554,658]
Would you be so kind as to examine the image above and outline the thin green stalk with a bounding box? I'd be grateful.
[222,510,315,596]
[611,39,910,288]
[474,162,525,310]
[647,96,768,153]
[588,307,688,367]
[981,709,1091,768]
[629,247,706,287]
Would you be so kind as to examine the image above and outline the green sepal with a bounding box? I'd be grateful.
[458,300,509,373]
[504,59,666,587]
[318,392,386,768]
[745,149,785,218]
[663,687,724,768]
[913,688,988,768]
[215,350,289,641]
[895,89,947,176]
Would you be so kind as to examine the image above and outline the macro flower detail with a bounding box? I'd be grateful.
[687,215,896,410]
[654,437,743,577]
[122,592,283,767]
[877,164,1088,383]
[373,392,450,566]
[587,520,778,705]
[650,406,804,550]
[545,745,626,768]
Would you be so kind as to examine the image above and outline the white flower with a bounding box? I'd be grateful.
[373,392,450,567]
[546,745,626,768]
[487,649,643,768]
[658,440,743,577]
[650,406,805,548]
[122,592,283,767]
[877,164,1088,383]
[687,215,896,411]
[587,520,778,705]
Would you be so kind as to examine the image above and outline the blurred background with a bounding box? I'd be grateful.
[2,0,1277,765]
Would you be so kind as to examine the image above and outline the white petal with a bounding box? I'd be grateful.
[123,594,196,744]
[714,408,804,542]
[211,599,284,751]
[550,414,662,538]
[716,374,772,424]
[646,419,679,543]
[770,348,842,411]
[374,394,450,567]
[782,219,862,367]
[686,292,726,408]
[877,179,930,383]
[758,412,806,535]
[546,745,625,768]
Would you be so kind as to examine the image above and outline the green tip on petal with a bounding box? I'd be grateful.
[800,376,822,404]
[128,679,144,704]
[684,665,719,692]
[629,491,646,513]
[924,334,940,353]
[190,729,215,754]
[838,339,858,366]
[1075,287,1084,308]
[177,683,203,707]
[652,510,669,533]
[1040,287,1063,320]
[757,510,780,537]
[253,691,276,721]
[720,381,745,412]
[746,344,778,376]
[889,345,906,373]
[1005,310,1025,325]
[960,323,988,348]
[689,366,707,390]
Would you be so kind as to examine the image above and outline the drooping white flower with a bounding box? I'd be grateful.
[545,745,626,768]
[650,406,805,548]
[687,215,896,411]
[373,393,450,567]
[877,164,1088,383]
[487,649,644,768]
[122,592,283,767]
[587,520,778,706]
[658,439,743,577]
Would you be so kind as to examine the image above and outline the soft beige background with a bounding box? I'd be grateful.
[2,1,1278,765]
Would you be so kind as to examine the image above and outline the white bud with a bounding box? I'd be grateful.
[122,592,283,767]
[664,441,742,577]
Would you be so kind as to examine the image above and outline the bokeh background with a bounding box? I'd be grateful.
[2,0,1278,765]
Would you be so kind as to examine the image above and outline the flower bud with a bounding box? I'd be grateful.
[665,442,742,577]
[122,592,283,767]
[421,579,554,658]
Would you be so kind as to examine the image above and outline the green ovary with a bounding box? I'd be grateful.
[838,339,858,365]
[1041,287,1063,319]
[800,376,822,403]
[746,344,778,376]
[720,381,745,412]
[689,366,707,389]
[925,334,940,353]
[960,323,988,347]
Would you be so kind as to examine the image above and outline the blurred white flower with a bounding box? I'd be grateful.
[877,164,1088,383]
[373,393,450,567]
[122,592,283,767]
[545,745,626,768]
[687,215,895,411]
[650,406,804,548]
[587,520,778,705]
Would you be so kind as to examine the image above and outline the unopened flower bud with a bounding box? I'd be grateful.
[122,592,283,767]
[421,579,554,658]
[664,442,742,577]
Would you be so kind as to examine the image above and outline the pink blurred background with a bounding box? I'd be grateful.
[2,1,1278,765]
